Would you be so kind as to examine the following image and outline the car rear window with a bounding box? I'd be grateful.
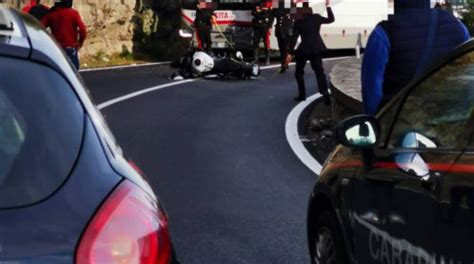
[0,56,84,208]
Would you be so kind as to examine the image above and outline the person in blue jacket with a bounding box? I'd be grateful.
[362,0,470,115]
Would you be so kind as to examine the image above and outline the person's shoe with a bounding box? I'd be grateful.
[294,95,306,102]
[174,75,184,81]
[169,72,184,80]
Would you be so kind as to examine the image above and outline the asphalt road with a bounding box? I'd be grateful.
[82,59,341,264]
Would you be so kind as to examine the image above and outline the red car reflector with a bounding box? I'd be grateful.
[76,181,171,264]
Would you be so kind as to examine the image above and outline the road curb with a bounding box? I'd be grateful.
[285,94,324,176]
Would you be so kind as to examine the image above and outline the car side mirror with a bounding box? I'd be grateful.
[335,115,381,149]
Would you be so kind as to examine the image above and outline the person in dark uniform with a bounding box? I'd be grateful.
[270,1,294,72]
[362,0,469,114]
[194,0,216,52]
[252,1,273,65]
[288,0,335,103]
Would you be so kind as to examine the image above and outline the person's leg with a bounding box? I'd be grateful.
[197,26,208,51]
[253,27,260,62]
[264,30,270,65]
[276,34,284,65]
[310,54,330,105]
[65,48,79,70]
[294,53,307,101]
[277,34,290,69]
[204,27,212,52]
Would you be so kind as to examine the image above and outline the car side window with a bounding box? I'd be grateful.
[377,95,402,147]
[0,92,26,184]
[0,56,84,208]
[389,51,474,149]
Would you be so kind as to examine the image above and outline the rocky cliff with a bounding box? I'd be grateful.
[0,0,181,59]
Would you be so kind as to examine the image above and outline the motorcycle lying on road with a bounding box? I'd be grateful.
[171,29,261,80]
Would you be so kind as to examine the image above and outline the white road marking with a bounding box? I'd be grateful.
[84,56,350,73]
[97,57,345,174]
[285,94,324,176]
[97,63,288,110]
[80,62,171,73]
[260,56,352,70]
[260,63,295,70]
[97,79,195,109]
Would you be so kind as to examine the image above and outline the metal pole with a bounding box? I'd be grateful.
[355,33,362,59]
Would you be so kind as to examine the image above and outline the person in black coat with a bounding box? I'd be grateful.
[195,0,216,52]
[288,0,334,103]
[270,2,294,72]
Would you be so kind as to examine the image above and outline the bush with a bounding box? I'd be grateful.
[119,45,134,60]
[133,2,186,61]
[461,2,474,35]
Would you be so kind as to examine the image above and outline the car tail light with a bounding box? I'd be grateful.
[76,180,171,264]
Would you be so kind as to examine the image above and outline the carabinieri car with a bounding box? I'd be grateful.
[308,40,474,264]
[0,7,178,264]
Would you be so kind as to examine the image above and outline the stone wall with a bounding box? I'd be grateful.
[329,57,363,123]
[0,0,166,58]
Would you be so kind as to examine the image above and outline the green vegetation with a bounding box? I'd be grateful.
[134,1,186,61]
[119,45,134,60]
[461,1,474,34]
[81,52,154,69]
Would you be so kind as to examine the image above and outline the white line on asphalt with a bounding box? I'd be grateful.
[97,79,195,109]
[97,64,281,109]
[98,56,351,110]
[259,56,352,70]
[80,62,171,73]
[260,63,295,70]
[285,94,324,176]
[84,56,350,73]
[97,57,343,174]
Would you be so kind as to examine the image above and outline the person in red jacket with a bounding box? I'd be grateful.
[22,0,38,13]
[42,0,87,69]
[22,0,49,21]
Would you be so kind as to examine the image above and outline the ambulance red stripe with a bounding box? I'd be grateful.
[181,13,252,27]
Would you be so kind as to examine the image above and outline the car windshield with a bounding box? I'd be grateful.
[0,56,84,208]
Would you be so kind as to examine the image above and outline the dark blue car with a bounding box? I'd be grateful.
[0,7,177,264]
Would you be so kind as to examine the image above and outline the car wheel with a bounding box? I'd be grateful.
[312,211,347,264]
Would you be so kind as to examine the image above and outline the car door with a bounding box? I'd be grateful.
[436,151,474,264]
[352,47,474,264]
[430,49,474,264]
